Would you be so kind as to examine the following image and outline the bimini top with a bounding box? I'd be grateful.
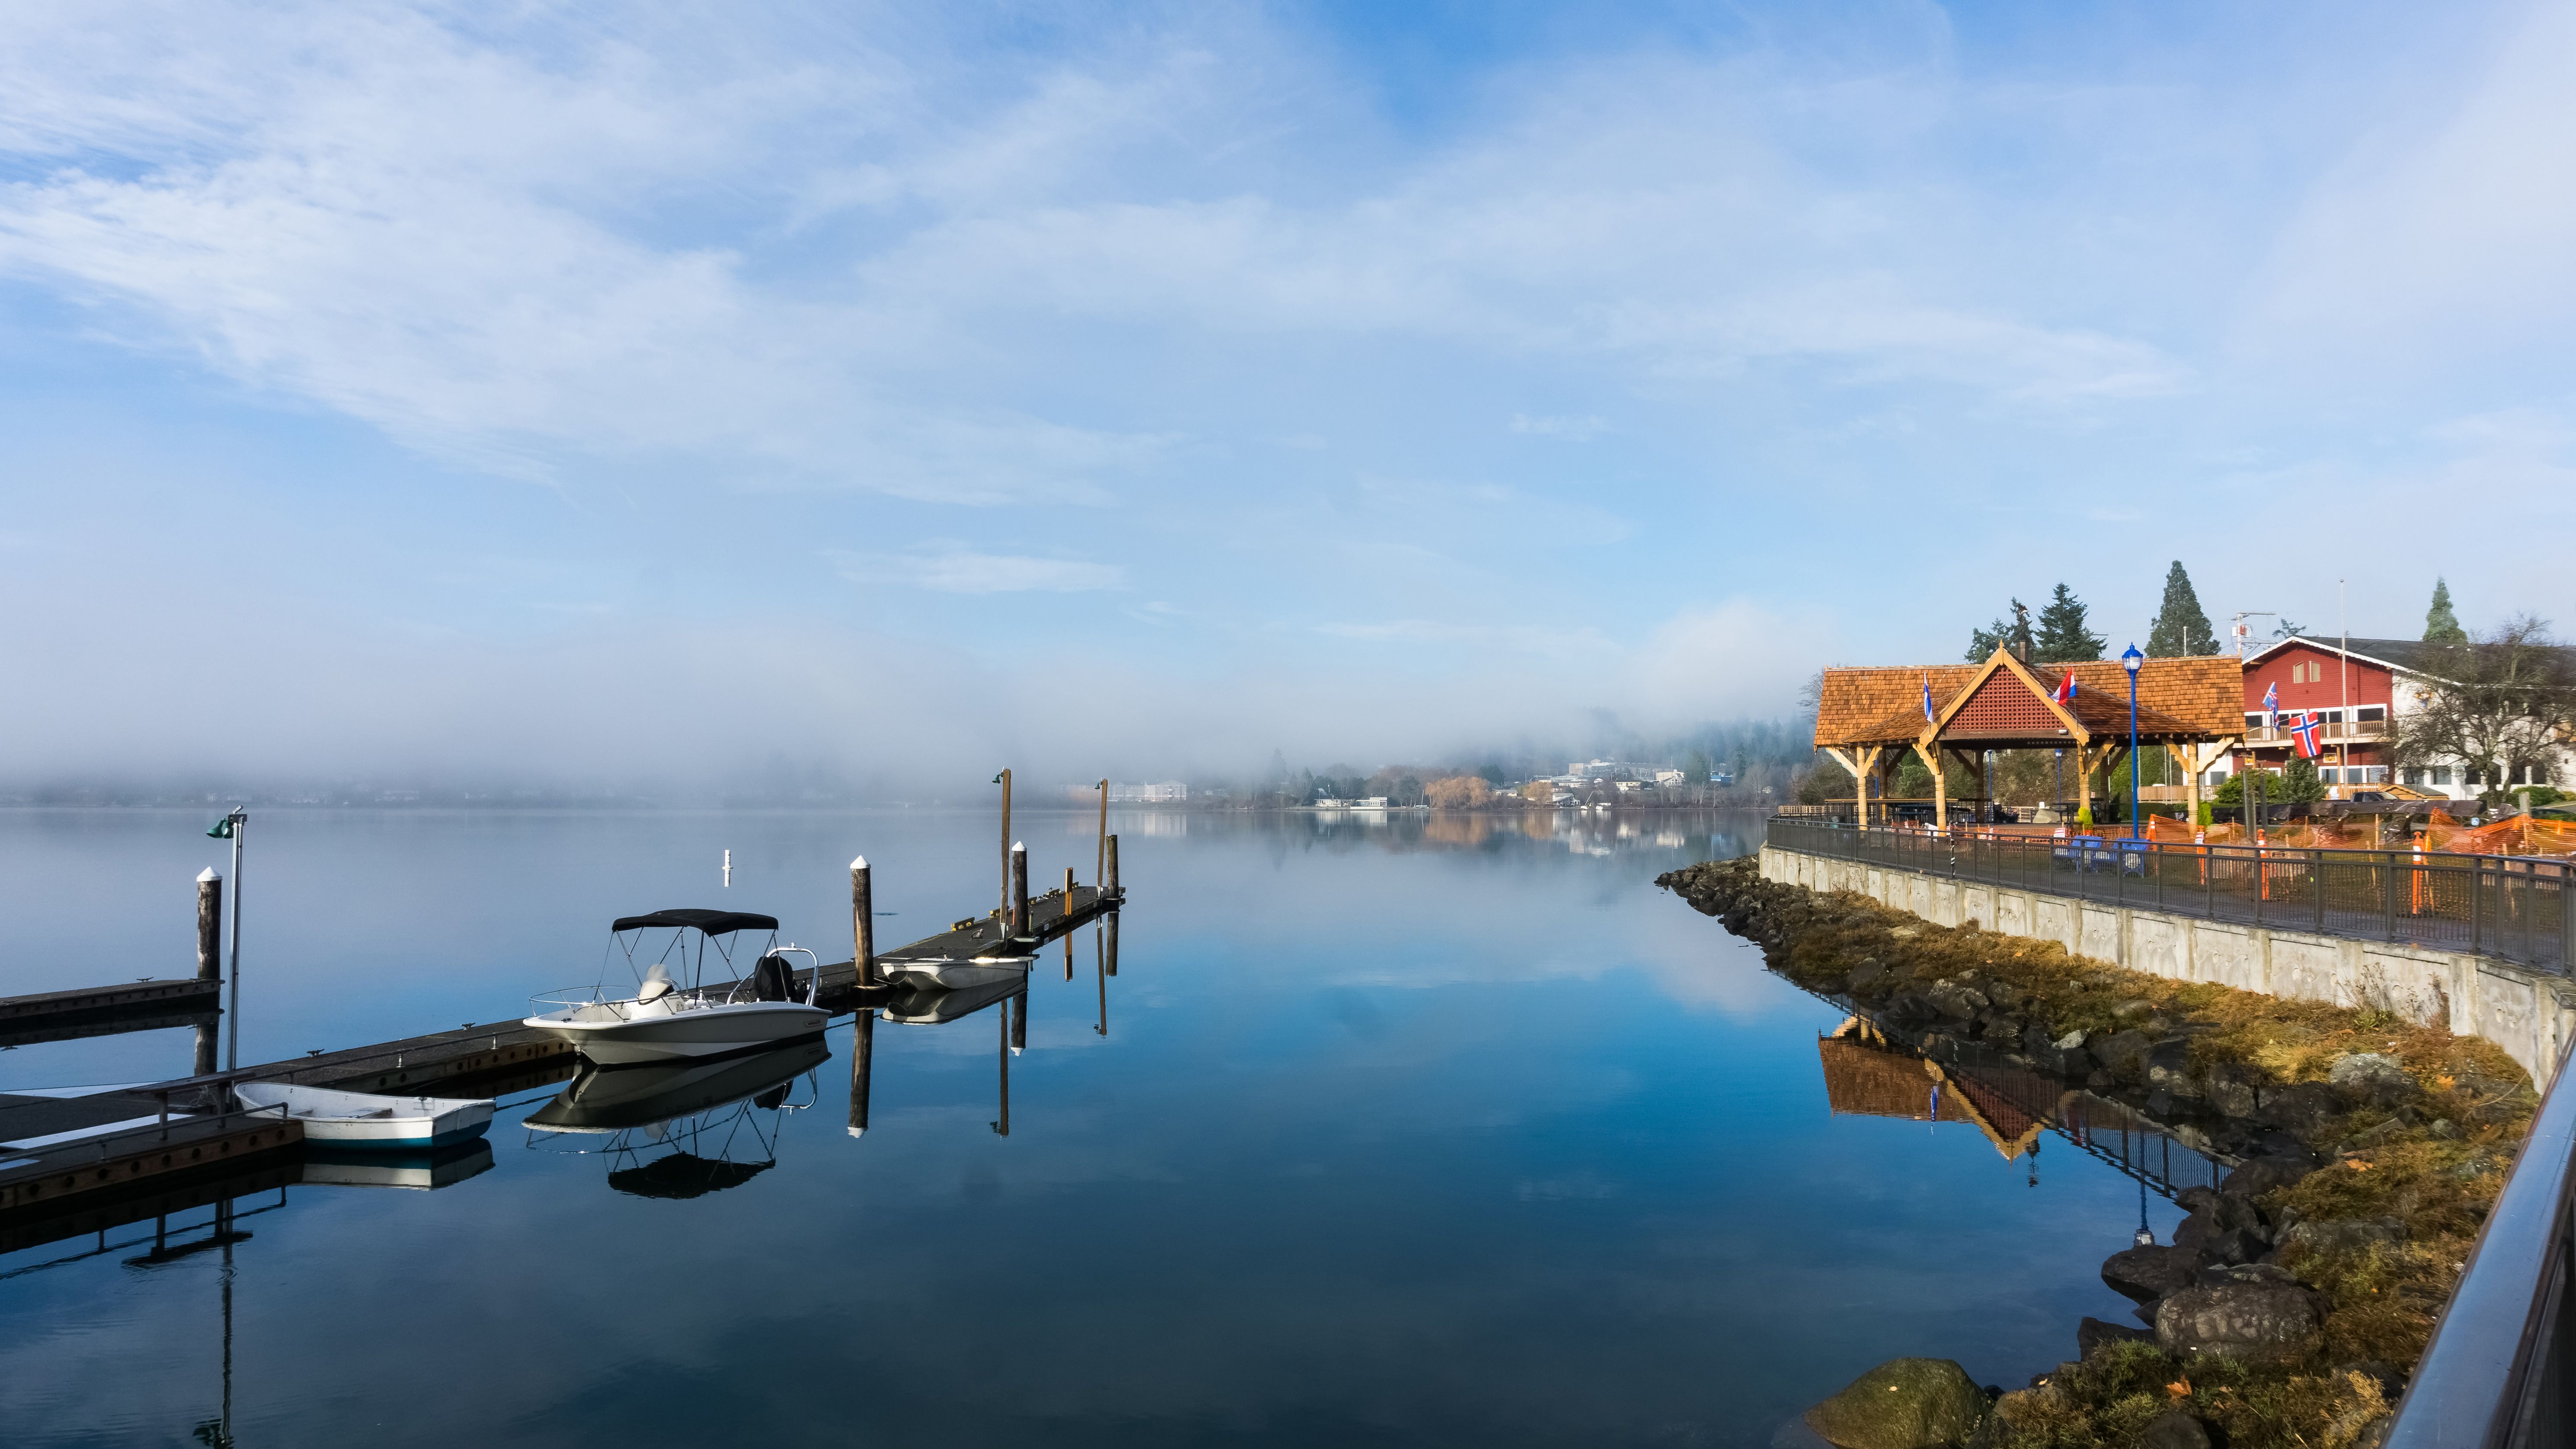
[611,909,780,936]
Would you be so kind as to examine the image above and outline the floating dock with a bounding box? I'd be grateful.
[0,878,1123,1235]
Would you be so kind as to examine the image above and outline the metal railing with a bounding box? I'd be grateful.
[2388,1036,2576,1446]
[1765,817,2573,974]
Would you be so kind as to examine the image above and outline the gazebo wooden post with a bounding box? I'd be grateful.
[2076,743,2095,825]
[1915,740,1947,831]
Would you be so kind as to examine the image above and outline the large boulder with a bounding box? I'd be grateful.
[2330,1053,2415,1107]
[2258,1082,2341,1137]
[1925,981,1990,1023]
[2092,1029,2154,1081]
[1803,1358,1990,1449]
[2156,1283,2324,1366]
[2172,1189,2268,1264]
[2222,1154,2318,1200]
[2103,1244,2211,1302]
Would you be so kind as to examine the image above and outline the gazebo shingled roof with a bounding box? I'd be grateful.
[1808,649,2245,826]
[1816,652,2243,749]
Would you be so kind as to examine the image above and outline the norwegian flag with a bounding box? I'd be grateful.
[2053,671,2077,705]
[2290,711,2325,758]
[2261,681,2280,729]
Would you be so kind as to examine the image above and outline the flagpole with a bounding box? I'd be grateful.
[224,810,245,1072]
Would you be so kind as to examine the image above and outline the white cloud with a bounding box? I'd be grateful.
[833,545,1126,594]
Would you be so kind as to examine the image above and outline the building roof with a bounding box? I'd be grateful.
[2243,635,2454,675]
[1815,650,2243,749]
[2247,633,2576,681]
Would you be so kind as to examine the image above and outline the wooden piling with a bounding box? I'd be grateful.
[993,996,1011,1137]
[847,1009,873,1138]
[1010,984,1027,1053]
[1104,907,1119,978]
[194,869,222,1076]
[1064,868,1076,979]
[1104,833,1120,896]
[1096,779,1108,883]
[1010,842,1028,936]
[850,856,876,988]
[1095,929,1108,1037]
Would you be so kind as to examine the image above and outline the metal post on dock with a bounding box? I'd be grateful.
[1096,928,1108,1037]
[209,808,247,1072]
[847,1009,874,1138]
[194,867,223,1076]
[995,768,1013,919]
[1096,779,1109,883]
[1010,842,1029,937]
[850,856,876,988]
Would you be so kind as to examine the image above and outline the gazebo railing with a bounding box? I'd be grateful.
[1764,817,2573,975]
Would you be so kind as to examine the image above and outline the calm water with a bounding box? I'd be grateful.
[0,808,2186,1447]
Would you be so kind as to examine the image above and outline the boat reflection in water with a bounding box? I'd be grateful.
[300,1138,497,1192]
[524,1036,831,1198]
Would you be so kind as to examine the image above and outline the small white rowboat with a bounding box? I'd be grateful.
[235,1082,494,1150]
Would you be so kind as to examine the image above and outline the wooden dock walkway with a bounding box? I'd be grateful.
[0,880,1123,1231]
[0,978,220,1050]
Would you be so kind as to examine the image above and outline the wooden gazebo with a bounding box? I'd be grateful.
[1812,648,2244,828]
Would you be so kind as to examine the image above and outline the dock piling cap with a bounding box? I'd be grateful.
[196,867,219,882]
[850,856,867,870]
[1011,841,1025,852]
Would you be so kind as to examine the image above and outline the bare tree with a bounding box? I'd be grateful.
[2392,615,2576,805]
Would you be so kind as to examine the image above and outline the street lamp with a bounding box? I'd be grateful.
[2122,644,2145,841]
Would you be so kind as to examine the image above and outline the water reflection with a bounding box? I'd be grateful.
[525,1037,831,1198]
[1819,1017,2228,1199]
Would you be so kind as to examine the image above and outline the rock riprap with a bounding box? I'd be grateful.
[1802,1358,1988,1449]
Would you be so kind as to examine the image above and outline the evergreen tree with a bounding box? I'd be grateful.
[2031,583,2106,663]
[2424,578,2467,643]
[1965,598,2033,662]
[2145,561,2217,657]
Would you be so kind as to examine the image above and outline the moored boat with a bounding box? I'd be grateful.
[522,909,828,1065]
[233,1082,494,1149]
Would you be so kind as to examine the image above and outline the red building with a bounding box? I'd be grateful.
[2234,637,2399,797]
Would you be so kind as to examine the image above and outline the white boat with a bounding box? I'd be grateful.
[875,954,1032,992]
[522,909,828,1065]
[234,1082,494,1149]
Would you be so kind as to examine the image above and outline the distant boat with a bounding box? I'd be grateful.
[234,1082,493,1150]
[523,909,828,1064]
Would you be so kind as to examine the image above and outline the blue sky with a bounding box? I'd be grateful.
[4,1,2572,785]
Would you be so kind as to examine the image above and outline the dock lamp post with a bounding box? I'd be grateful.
[2122,644,2145,841]
[207,808,246,1070]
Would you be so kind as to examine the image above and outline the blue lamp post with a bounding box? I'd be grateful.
[2122,644,2145,840]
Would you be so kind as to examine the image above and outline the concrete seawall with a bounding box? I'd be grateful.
[1760,843,2576,1090]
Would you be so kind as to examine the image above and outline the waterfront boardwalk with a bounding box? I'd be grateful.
[0,881,1122,1231]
